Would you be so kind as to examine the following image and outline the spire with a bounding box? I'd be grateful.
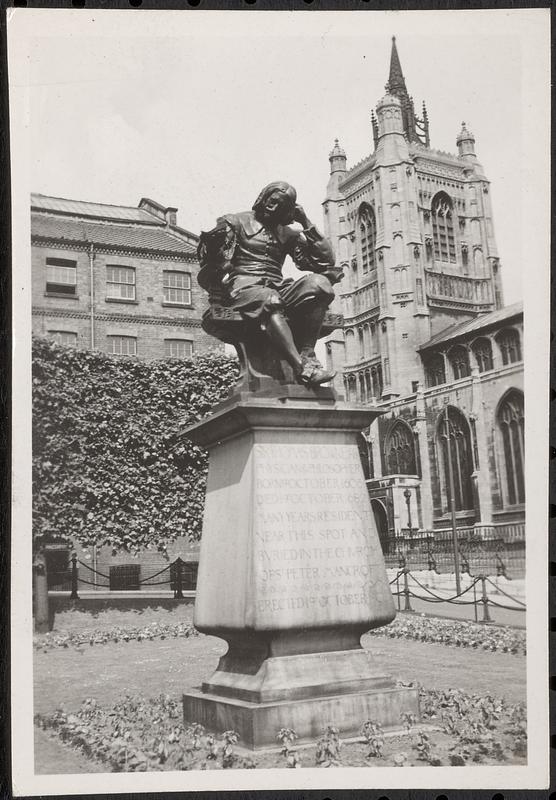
[377,36,430,148]
[387,36,407,95]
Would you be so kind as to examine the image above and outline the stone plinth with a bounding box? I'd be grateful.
[181,391,419,748]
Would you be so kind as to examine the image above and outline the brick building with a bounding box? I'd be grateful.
[31,193,221,359]
[322,38,524,560]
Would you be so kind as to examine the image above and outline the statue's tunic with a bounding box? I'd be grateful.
[200,210,342,322]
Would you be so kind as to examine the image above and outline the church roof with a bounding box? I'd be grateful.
[418,302,523,351]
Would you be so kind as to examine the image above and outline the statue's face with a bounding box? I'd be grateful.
[259,184,297,225]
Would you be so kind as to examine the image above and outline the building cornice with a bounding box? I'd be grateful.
[32,306,204,328]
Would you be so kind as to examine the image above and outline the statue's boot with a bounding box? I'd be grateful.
[293,304,336,385]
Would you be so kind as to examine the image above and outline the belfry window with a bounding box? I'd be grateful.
[497,390,525,505]
[431,192,456,263]
[385,420,416,475]
[438,407,473,511]
[358,205,376,274]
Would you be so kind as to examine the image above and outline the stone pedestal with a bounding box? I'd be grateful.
[181,390,419,749]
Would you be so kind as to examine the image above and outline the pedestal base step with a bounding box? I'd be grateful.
[183,685,420,750]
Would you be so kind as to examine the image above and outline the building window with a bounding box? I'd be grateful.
[496,328,522,365]
[438,407,473,512]
[163,271,192,305]
[448,344,470,380]
[106,266,136,300]
[425,352,446,387]
[46,258,77,295]
[48,330,77,347]
[431,192,456,263]
[108,335,137,356]
[497,390,525,505]
[164,339,193,359]
[385,420,416,475]
[358,205,376,274]
[472,337,493,372]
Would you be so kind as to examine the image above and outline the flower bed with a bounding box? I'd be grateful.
[368,614,526,655]
[34,621,199,652]
[34,685,527,771]
[35,614,526,656]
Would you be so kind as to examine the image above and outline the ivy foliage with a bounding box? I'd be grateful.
[32,337,238,553]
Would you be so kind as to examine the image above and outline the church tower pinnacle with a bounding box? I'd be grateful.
[384,36,430,148]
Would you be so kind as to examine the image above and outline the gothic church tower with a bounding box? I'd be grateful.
[323,37,504,402]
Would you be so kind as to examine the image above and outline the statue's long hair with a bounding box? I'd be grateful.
[252,182,296,216]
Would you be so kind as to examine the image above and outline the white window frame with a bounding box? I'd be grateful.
[106,266,136,300]
[163,271,192,305]
[164,339,193,359]
[107,335,137,356]
[46,258,77,294]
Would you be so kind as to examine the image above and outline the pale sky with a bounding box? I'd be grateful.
[18,9,549,304]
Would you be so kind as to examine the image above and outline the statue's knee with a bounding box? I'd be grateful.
[311,273,334,301]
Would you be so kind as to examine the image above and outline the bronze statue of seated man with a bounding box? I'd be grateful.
[197,181,344,387]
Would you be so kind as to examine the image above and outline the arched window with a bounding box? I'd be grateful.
[337,236,348,264]
[496,328,522,365]
[497,390,525,505]
[438,407,474,511]
[473,247,484,274]
[449,345,470,380]
[371,364,383,398]
[358,327,364,360]
[470,218,481,245]
[431,192,456,263]
[345,328,356,363]
[425,352,446,387]
[472,337,493,373]
[385,420,416,475]
[358,205,376,274]
[393,234,404,265]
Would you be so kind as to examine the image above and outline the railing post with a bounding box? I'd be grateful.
[473,580,478,623]
[396,572,401,611]
[70,552,79,600]
[174,557,184,600]
[480,575,492,623]
[403,568,412,612]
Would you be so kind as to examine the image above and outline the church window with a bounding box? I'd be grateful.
[471,219,481,245]
[391,204,401,228]
[431,192,456,263]
[438,407,474,511]
[496,328,521,365]
[472,338,493,372]
[448,345,471,380]
[358,205,377,274]
[358,327,364,360]
[393,235,404,265]
[337,236,348,264]
[385,420,416,475]
[473,247,484,274]
[371,364,383,398]
[345,328,356,363]
[497,390,525,505]
[425,353,446,387]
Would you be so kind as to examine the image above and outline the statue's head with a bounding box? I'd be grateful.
[252,181,297,225]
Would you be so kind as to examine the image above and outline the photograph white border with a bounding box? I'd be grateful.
[8,7,550,794]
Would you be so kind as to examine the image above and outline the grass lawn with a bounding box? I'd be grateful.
[33,606,526,772]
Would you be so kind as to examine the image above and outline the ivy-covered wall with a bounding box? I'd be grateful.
[32,337,238,553]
